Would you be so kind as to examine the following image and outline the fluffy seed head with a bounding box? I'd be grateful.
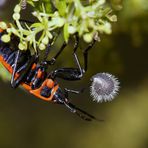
[90,73,120,103]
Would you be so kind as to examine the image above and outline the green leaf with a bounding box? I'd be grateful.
[54,0,67,16]
[30,23,42,28]
[27,1,35,7]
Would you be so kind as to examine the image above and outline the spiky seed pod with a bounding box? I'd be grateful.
[90,73,120,103]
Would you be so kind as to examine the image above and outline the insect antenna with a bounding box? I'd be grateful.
[62,100,103,122]
[68,102,104,122]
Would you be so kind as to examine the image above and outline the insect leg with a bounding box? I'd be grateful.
[49,34,87,80]
[42,31,62,62]
[11,51,37,88]
[83,40,96,72]
[64,88,85,97]
[11,50,21,88]
[46,42,67,65]
[72,34,84,77]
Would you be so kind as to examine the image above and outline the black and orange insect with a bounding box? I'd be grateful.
[0,25,102,121]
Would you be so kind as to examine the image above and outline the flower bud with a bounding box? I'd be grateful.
[42,36,49,45]
[39,43,46,50]
[13,13,20,20]
[83,33,93,43]
[68,26,76,34]
[32,11,38,17]
[109,15,117,22]
[0,22,7,30]
[1,34,10,43]
[18,42,27,50]
[14,4,21,13]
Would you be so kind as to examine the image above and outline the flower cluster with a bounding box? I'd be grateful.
[0,0,117,52]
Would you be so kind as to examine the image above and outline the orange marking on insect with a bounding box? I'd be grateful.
[30,79,59,102]
[0,55,3,61]
[0,28,3,33]
[31,63,37,70]
[21,83,32,91]
[46,79,54,88]
[0,57,19,78]
[1,59,13,74]
[37,69,42,78]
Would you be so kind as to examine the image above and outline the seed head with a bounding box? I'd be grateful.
[90,73,120,103]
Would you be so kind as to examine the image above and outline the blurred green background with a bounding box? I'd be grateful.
[0,0,148,148]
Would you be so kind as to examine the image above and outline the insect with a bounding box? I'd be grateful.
[20,0,27,9]
[0,26,103,122]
